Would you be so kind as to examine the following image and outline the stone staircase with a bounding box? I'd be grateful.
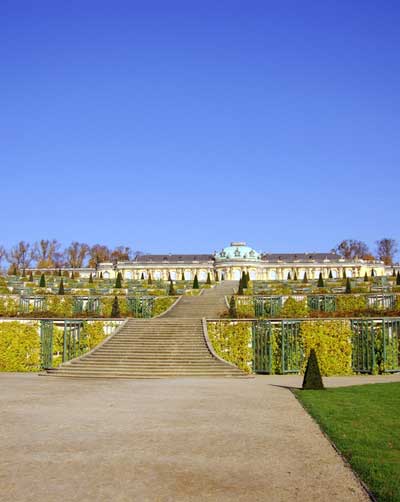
[45,281,245,378]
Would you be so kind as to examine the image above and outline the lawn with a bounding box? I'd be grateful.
[294,383,400,502]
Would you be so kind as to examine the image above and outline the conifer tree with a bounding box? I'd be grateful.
[181,271,185,280]
[58,269,62,277]
[238,277,244,295]
[293,272,298,281]
[371,269,375,277]
[397,271,400,286]
[246,271,250,282]
[29,271,33,282]
[241,271,248,289]
[392,269,396,277]
[228,295,237,318]
[345,277,352,294]
[317,272,324,288]
[58,278,65,295]
[302,349,324,390]
[100,271,103,279]
[364,272,369,282]
[141,272,145,280]
[39,273,46,288]
[302,272,308,283]
[115,272,122,289]
[192,274,199,289]
[111,296,120,317]
[168,280,175,296]
[89,273,93,284]
[343,270,347,279]
[206,272,211,285]
[221,273,225,281]
[168,272,171,281]
[148,273,153,285]
[215,272,219,282]
[328,270,333,279]
[287,271,291,280]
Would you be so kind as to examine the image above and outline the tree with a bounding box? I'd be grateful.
[228,296,237,317]
[32,239,64,268]
[241,271,248,289]
[302,272,308,284]
[29,271,33,282]
[333,239,370,260]
[376,238,398,265]
[206,272,211,285]
[39,274,46,288]
[181,271,185,281]
[148,273,153,285]
[371,269,375,277]
[70,271,75,279]
[100,272,103,279]
[65,242,89,268]
[345,277,352,294]
[111,296,120,317]
[302,349,324,390]
[397,271,400,286]
[343,270,347,279]
[110,246,132,262]
[7,241,33,270]
[317,272,324,288]
[141,272,145,280]
[192,274,199,289]
[364,272,369,282]
[392,269,396,277]
[238,278,244,295]
[328,270,333,279]
[168,280,175,296]
[287,271,291,280]
[58,269,62,277]
[115,272,122,288]
[89,273,93,284]
[88,244,111,268]
[58,279,65,295]
[293,272,298,281]
[215,272,219,282]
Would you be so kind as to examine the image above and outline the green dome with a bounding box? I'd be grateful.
[216,242,261,261]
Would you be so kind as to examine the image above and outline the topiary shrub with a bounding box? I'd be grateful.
[168,280,175,296]
[206,272,211,285]
[115,272,122,289]
[58,279,65,295]
[317,273,324,288]
[228,296,237,317]
[39,274,46,288]
[345,277,352,294]
[111,296,120,317]
[192,274,199,289]
[302,349,325,390]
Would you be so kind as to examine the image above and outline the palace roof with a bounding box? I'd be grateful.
[134,254,214,263]
[261,252,340,262]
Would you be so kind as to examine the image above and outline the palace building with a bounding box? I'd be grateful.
[92,242,386,281]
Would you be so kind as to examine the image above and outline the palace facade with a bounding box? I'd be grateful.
[92,242,386,281]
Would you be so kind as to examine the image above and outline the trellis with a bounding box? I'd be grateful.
[72,297,101,314]
[63,321,83,362]
[40,320,54,369]
[253,296,282,317]
[367,294,396,310]
[307,295,336,312]
[126,296,154,318]
[19,296,47,314]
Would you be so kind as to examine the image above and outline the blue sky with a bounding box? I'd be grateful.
[1,1,399,256]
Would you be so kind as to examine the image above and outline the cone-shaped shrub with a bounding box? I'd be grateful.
[115,272,122,288]
[206,272,211,285]
[221,274,224,281]
[192,274,199,289]
[371,269,375,277]
[328,270,333,279]
[168,280,175,296]
[396,271,400,286]
[148,273,153,285]
[111,296,120,317]
[293,272,298,281]
[287,272,291,280]
[392,269,396,277]
[29,271,33,282]
[39,273,46,288]
[141,272,145,280]
[229,295,237,318]
[317,272,324,288]
[246,271,250,282]
[100,272,103,279]
[345,277,352,294]
[343,270,347,279]
[302,349,324,390]
[58,279,65,295]
[89,273,93,284]
[58,269,62,277]
[364,272,369,282]
[168,272,171,281]
[181,271,185,280]
[302,272,308,283]
[241,271,248,289]
[215,272,219,282]
[238,278,244,295]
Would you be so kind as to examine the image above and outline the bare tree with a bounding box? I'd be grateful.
[88,244,111,268]
[376,238,398,265]
[33,239,64,268]
[65,242,89,268]
[6,241,33,269]
[332,240,370,260]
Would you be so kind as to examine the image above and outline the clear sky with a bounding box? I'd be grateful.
[1,1,399,256]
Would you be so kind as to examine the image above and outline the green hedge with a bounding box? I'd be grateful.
[207,322,252,373]
[0,322,40,371]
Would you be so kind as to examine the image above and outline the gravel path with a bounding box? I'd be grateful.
[0,374,378,501]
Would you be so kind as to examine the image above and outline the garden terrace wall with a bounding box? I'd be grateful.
[206,317,400,376]
[0,319,124,371]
